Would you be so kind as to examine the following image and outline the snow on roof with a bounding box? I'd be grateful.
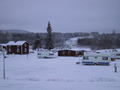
[84,52,112,57]
[70,47,91,51]
[96,49,120,53]
[0,44,7,46]
[7,41,16,45]
[7,41,27,45]
[15,41,26,45]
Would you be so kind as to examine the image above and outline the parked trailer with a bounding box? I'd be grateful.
[97,49,120,61]
[110,51,120,60]
[37,50,55,58]
[82,52,111,65]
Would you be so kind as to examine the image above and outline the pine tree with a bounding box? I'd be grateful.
[45,21,54,50]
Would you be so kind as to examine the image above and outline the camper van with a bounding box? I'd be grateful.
[109,50,120,60]
[37,50,55,58]
[97,49,120,61]
[82,52,111,65]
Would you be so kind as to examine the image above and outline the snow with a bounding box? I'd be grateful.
[0,44,7,46]
[84,52,112,57]
[6,41,15,45]
[15,41,26,45]
[70,47,91,51]
[65,37,91,51]
[0,51,120,90]
[6,41,26,45]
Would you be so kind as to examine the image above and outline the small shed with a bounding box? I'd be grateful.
[58,50,76,56]
[6,41,29,54]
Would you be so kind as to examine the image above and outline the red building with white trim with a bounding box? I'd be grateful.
[6,41,29,54]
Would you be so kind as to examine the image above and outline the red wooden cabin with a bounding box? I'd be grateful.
[6,41,29,54]
[58,50,76,56]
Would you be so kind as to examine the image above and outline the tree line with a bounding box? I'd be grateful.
[1,28,120,50]
[0,31,90,50]
[77,32,120,50]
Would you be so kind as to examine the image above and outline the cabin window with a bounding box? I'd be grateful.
[83,56,89,60]
[62,51,66,55]
[9,46,11,52]
[17,46,20,52]
[24,43,27,47]
[24,48,27,52]
[102,57,108,60]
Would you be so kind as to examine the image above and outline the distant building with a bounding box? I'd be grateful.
[58,49,82,56]
[58,50,76,56]
[58,49,85,57]
[6,41,29,54]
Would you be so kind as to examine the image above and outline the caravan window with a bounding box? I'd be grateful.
[38,53,41,55]
[83,56,89,60]
[95,57,98,59]
[24,43,27,47]
[102,57,108,60]
[116,54,120,56]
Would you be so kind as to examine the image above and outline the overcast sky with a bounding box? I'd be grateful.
[0,0,120,33]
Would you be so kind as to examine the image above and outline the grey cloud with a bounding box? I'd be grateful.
[0,0,120,33]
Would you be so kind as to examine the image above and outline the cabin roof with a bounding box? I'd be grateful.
[15,41,26,45]
[58,49,76,52]
[7,41,15,45]
[7,41,27,45]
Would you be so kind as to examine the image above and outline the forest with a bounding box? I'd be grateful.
[0,30,120,50]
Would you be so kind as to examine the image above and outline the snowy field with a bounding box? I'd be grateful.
[0,52,120,90]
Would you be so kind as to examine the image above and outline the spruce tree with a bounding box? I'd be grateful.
[45,21,54,50]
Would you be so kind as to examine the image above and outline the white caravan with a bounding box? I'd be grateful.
[108,50,120,60]
[82,52,111,65]
[37,50,55,58]
[97,49,120,60]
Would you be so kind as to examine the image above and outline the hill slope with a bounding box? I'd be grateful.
[0,29,30,33]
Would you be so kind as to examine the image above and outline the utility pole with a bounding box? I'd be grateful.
[3,49,6,79]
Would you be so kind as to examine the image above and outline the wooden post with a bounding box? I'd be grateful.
[114,63,117,73]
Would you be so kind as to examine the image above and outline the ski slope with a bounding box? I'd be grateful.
[0,52,120,90]
[65,37,91,51]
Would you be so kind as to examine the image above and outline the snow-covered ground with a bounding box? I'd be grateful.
[0,52,120,90]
